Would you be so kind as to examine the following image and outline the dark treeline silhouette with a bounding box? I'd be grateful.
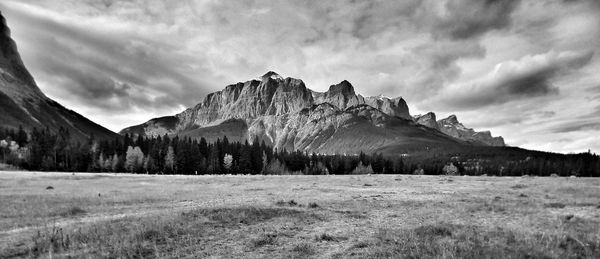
[1,126,598,176]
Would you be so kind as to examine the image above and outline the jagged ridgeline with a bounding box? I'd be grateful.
[414,113,505,146]
[121,71,503,154]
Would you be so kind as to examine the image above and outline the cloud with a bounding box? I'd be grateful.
[404,40,486,98]
[437,50,594,109]
[586,85,600,93]
[551,120,600,133]
[423,0,522,40]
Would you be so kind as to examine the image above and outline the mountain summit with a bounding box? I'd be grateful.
[121,72,503,153]
[0,11,116,140]
[260,71,284,81]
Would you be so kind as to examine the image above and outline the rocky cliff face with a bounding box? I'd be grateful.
[363,96,411,120]
[313,80,361,111]
[0,11,116,140]
[122,71,505,152]
[414,112,439,130]
[312,81,411,120]
[175,72,313,130]
[414,113,505,146]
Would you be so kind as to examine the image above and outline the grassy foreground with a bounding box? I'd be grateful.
[0,171,599,258]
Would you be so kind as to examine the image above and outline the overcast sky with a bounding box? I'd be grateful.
[1,0,599,153]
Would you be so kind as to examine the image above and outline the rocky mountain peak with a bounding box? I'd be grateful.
[327,80,356,96]
[445,114,459,124]
[309,80,360,111]
[363,95,411,120]
[423,111,436,117]
[414,112,439,130]
[261,71,284,81]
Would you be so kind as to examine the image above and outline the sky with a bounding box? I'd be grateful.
[0,0,599,154]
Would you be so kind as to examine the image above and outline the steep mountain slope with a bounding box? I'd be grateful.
[122,71,469,154]
[413,113,505,146]
[0,11,117,140]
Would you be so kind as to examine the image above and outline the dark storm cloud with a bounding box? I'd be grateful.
[500,69,559,96]
[427,0,522,40]
[346,0,422,40]
[404,40,487,98]
[439,50,594,109]
[562,0,600,8]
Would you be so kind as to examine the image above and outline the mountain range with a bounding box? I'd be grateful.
[121,71,504,154]
[0,11,116,141]
[0,10,503,153]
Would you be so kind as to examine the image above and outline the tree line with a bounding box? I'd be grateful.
[1,126,598,176]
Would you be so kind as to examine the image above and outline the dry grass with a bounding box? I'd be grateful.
[335,220,600,258]
[1,171,600,258]
[7,207,321,258]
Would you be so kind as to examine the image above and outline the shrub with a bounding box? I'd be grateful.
[187,207,305,225]
[52,206,86,217]
[249,233,277,247]
[275,199,298,207]
[511,184,528,189]
[315,233,336,242]
[545,202,566,208]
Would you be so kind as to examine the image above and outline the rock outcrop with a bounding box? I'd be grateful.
[0,11,116,140]
[312,81,411,120]
[414,112,439,130]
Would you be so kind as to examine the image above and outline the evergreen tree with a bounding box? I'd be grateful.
[238,141,252,174]
[371,153,384,174]
[16,125,28,147]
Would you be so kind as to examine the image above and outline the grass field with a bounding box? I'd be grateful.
[0,171,599,258]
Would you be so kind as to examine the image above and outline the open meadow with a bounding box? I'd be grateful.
[1,171,599,258]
